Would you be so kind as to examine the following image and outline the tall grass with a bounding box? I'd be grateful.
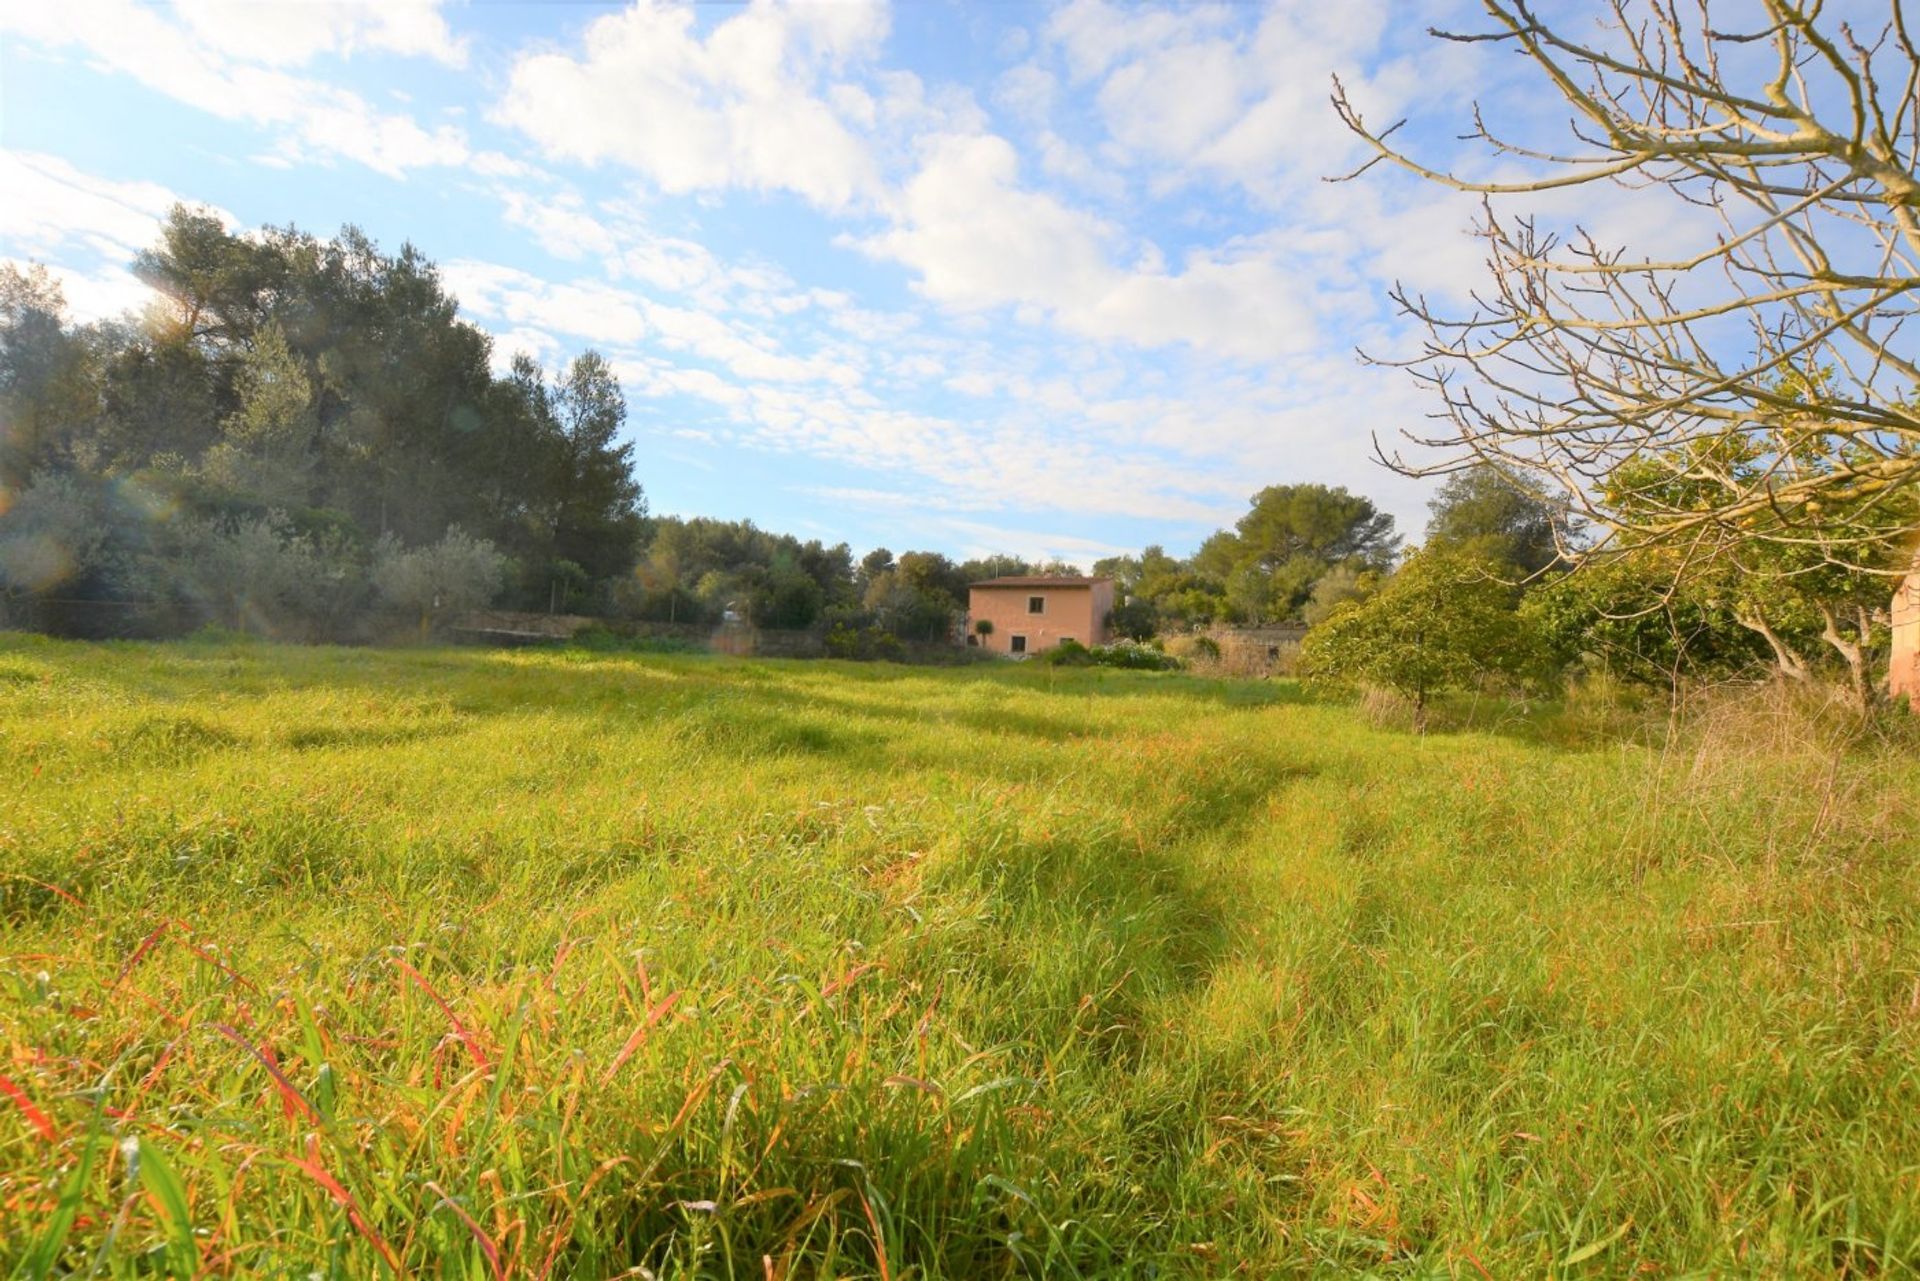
[1,634,1916,1276]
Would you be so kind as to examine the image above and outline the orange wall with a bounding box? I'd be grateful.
[967,583,1113,654]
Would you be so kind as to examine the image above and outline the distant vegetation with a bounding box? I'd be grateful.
[4,636,1916,1275]
[0,217,1084,645]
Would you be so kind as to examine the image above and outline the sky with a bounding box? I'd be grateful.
[0,0,1539,564]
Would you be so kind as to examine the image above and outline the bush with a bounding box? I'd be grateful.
[825,624,903,661]
[570,625,704,655]
[1039,638,1183,671]
[373,527,506,640]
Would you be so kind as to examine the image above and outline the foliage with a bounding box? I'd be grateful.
[1105,595,1157,641]
[1521,552,1768,698]
[2,636,1917,1276]
[824,623,904,661]
[1425,464,1575,577]
[569,625,705,655]
[1040,638,1183,670]
[631,516,855,629]
[372,527,506,638]
[1300,548,1543,729]
[1600,428,1915,709]
[2,211,645,624]
[0,472,109,596]
[152,512,332,636]
[1300,561,1378,628]
[1193,483,1399,624]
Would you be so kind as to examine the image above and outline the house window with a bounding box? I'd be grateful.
[1028,596,1045,614]
[1011,635,1027,654]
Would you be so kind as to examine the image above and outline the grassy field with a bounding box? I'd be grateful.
[1,634,1917,1278]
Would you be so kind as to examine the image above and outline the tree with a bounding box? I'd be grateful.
[162,513,323,635]
[373,528,506,639]
[1299,548,1540,732]
[1301,562,1378,628]
[0,472,108,599]
[1521,549,1768,706]
[0,265,97,489]
[1425,465,1574,578]
[858,547,895,594]
[201,322,316,509]
[1599,434,1915,708]
[1195,485,1399,622]
[1106,596,1157,641]
[1336,1,1920,571]
[960,554,1035,582]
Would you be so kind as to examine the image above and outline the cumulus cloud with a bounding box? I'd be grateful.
[495,0,889,212]
[855,133,1318,362]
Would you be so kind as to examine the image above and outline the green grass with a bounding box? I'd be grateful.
[1,634,1917,1278]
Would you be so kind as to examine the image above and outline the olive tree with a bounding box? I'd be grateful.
[163,512,323,635]
[0,473,108,600]
[373,527,506,639]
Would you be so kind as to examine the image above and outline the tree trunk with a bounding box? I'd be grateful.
[1816,602,1874,713]
[1412,686,1428,735]
[1735,608,1812,683]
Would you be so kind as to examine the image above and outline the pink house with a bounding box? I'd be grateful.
[1892,570,1920,707]
[967,576,1115,656]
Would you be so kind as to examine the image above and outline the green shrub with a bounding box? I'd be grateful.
[1040,638,1183,671]
[571,626,704,655]
[826,624,904,661]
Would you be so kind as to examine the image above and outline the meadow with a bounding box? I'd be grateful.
[1,634,1917,1278]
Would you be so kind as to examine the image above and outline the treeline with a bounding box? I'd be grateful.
[618,524,1079,639]
[1087,483,1401,637]
[0,208,1084,643]
[1298,464,1910,724]
[0,207,644,635]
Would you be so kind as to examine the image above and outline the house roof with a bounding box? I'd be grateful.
[970,576,1111,588]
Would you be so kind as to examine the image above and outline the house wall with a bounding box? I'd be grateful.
[1891,573,1920,707]
[968,583,1113,654]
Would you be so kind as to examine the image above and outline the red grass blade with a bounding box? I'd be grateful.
[392,958,491,1071]
[601,991,682,1086]
[425,1181,504,1281]
[0,1072,58,1142]
[211,1024,320,1123]
[291,1134,402,1275]
[111,923,170,989]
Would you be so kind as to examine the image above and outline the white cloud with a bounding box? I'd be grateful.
[993,63,1056,123]
[0,0,469,177]
[856,132,1318,362]
[172,1,468,68]
[0,151,222,263]
[0,151,242,320]
[495,0,889,212]
[442,259,651,345]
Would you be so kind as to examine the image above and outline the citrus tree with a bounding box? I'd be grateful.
[1299,549,1540,731]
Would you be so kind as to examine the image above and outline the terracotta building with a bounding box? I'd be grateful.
[967,576,1115,655]
[1892,570,1920,707]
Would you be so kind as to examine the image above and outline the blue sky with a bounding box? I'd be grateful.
[1,0,1529,563]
